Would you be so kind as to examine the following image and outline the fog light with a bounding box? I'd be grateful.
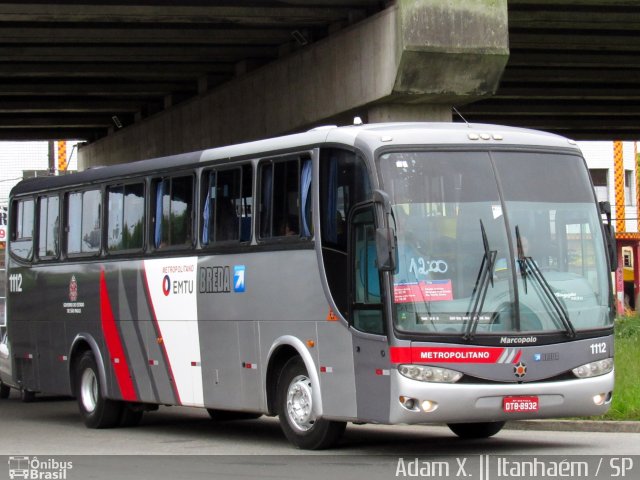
[593,393,606,406]
[399,396,418,411]
[421,400,438,413]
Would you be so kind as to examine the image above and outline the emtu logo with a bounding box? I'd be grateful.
[162,275,171,296]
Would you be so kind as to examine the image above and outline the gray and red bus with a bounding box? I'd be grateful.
[4,123,615,449]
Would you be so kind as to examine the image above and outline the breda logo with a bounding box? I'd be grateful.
[69,275,78,302]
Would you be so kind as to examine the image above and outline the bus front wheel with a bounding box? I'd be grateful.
[75,351,122,428]
[448,421,505,439]
[276,356,345,450]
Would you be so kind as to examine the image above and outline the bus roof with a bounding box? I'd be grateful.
[10,122,579,197]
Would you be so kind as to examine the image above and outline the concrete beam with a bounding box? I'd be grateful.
[79,1,508,168]
[0,4,365,26]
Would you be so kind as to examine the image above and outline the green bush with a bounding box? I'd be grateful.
[595,314,640,421]
[615,313,640,340]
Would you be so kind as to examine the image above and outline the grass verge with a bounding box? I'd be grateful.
[592,313,640,421]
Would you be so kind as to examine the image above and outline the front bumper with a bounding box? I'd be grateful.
[389,369,614,424]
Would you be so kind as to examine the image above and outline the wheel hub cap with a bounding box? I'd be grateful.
[80,368,98,413]
[286,375,315,431]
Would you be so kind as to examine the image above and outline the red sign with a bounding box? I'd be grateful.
[394,280,453,304]
[390,346,508,364]
[503,396,539,413]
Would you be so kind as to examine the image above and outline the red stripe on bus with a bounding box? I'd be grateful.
[141,265,183,406]
[513,350,522,364]
[389,347,412,364]
[99,270,138,402]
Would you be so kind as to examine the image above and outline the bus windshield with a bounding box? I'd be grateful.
[378,150,612,338]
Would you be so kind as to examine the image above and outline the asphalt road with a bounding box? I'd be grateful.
[0,391,638,480]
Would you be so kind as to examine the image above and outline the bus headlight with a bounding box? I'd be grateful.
[572,358,614,378]
[398,364,463,383]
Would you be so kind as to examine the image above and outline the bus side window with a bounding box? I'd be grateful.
[201,164,252,245]
[240,164,253,242]
[37,195,60,259]
[320,150,371,252]
[107,183,144,252]
[201,171,217,245]
[259,157,308,240]
[350,206,384,335]
[10,198,34,261]
[66,190,102,255]
[153,175,194,249]
[319,148,371,318]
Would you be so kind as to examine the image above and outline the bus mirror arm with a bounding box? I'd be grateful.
[372,189,393,216]
[599,201,617,272]
[372,189,397,272]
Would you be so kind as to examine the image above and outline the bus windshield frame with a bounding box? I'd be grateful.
[376,147,614,344]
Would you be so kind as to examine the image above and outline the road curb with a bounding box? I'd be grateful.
[505,420,640,433]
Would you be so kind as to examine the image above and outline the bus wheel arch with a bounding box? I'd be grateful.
[74,349,123,428]
[69,334,124,428]
[276,355,346,449]
[68,335,108,404]
[265,337,323,418]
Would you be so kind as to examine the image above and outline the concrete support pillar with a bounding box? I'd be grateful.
[614,140,625,233]
[616,242,624,315]
[79,0,509,168]
[635,142,639,232]
[634,243,640,310]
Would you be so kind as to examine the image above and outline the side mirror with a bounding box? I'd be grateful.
[376,227,397,272]
[599,201,617,272]
[603,223,617,272]
[372,189,397,272]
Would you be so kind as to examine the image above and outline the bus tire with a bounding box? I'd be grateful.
[0,382,10,399]
[20,389,35,403]
[277,356,345,450]
[207,409,262,421]
[75,351,122,428]
[448,421,505,439]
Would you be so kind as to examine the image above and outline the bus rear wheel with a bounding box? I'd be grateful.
[0,382,10,399]
[20,389,35,403]
[448,421,505,439]
[75,351,123,428]
[277,356,345,450]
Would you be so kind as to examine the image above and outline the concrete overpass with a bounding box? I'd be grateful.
[0,0,637,168]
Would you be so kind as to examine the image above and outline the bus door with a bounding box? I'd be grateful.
[348,204,392,422]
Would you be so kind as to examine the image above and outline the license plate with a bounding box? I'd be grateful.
[503,396,539,413]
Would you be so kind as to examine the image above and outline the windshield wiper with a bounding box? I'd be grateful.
[515,226,576,338]
[515,225,528,294]
[464,220,497,341]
